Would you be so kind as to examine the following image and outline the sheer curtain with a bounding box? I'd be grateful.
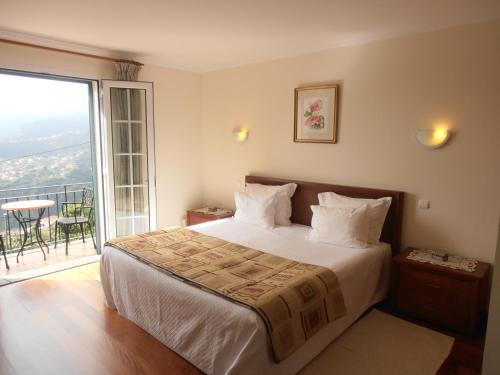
[110,81,149,236]
[114,62,141,81]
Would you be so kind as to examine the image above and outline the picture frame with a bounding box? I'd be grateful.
[294,84,339,143]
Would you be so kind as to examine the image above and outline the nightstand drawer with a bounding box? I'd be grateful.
[187,212,213,225]
[397,297,470,331]
[186,208,234,226]
[392,249,490,335]
[398,267,475,309]
[398,267,449,304]
[396,266,476,332]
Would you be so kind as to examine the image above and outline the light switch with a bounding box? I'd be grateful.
[418,199,430,209]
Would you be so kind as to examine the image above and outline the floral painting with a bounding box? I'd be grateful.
[303,98,326,130]
[294,84,339,143]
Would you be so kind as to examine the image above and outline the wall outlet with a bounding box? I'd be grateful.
[418,199,430,209]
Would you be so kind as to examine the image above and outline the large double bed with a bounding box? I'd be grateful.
[100,176,404,374]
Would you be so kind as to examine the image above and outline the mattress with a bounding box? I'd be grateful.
[100,219,391,375]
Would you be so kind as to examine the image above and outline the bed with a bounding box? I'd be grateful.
[100,176,404,374]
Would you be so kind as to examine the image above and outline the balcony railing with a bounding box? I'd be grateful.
[0,182,95,255]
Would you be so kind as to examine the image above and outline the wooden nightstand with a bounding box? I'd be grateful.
[392,249,490,335]
[186,207,234,226]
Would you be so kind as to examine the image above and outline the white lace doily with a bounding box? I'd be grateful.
[407,249,478,272]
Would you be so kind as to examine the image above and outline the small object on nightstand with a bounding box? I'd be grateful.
[430,250,448,261]
[392,248,491,335]
[187,207,234,226]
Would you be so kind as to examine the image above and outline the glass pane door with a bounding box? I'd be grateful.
[102,81,156,239]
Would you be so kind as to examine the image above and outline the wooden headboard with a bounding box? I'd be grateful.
[245,175,405,254]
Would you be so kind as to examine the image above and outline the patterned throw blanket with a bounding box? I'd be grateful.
[106,227,346,362]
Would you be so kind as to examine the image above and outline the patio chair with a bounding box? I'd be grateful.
[54,188,96,255]
[0,234,9,269]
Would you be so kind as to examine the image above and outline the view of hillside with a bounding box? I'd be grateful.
[0,74,93,199]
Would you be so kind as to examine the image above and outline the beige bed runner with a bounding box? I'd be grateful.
[106,227,346,361]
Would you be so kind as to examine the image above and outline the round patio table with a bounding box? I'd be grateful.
[1,200,55,263]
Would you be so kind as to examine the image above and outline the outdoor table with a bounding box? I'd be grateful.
[1,200,55,262]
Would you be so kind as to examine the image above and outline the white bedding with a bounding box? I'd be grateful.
[100,219,391,375]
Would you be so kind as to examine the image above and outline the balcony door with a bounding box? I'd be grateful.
[101,80,156,239]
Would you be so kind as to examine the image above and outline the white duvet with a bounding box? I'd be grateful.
[100,219,391,375]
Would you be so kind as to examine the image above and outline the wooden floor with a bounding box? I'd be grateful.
[437,339,484,375]
[1,263,483,375]
[0,263,203,375]
[0,240,97,280]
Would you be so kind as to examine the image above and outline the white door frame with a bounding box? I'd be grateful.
[101,80,157,240]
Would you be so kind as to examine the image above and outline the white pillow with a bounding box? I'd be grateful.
[309,205,370,248]
[245,183,297,226]
[234,191,276,229]
[318,192,392,244]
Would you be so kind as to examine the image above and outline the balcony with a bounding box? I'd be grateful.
[0,182,98,283]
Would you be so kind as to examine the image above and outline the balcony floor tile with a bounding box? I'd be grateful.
[0,240,98,283]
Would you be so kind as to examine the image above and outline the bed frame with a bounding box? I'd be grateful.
[245,175,405,254]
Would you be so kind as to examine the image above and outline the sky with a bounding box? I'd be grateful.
[0,73,89,126]
[0,72,91,143]
[0,73,93,189]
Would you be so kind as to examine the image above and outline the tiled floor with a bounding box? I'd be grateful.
[0,240,98,284]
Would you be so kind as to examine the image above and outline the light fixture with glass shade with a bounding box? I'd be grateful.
[415,128,451,149]
[232,127,249,143]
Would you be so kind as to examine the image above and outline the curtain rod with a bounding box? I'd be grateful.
[0,38,144,66]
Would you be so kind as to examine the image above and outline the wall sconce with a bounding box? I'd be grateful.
[232,127,249,143]
[415,128,451,149]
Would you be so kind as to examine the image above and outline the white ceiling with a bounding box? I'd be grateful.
[1,0,500,72]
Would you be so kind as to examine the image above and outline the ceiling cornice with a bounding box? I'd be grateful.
[0,28,135,61]
[1,15,499,74]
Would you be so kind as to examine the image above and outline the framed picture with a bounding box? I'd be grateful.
[294,84,339,143]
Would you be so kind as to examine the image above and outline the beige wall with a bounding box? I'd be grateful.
[200,20,500,263]
[483,217,500,374]
[1,20,499,262]
[140,65,202,226]
[0,43,203,229]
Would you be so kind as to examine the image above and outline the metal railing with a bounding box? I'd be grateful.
[0,182,94,254]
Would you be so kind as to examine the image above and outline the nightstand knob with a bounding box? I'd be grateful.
[423,283,441,289]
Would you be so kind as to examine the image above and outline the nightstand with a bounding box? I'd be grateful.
[392,249,490,335]
[186,207,234,226]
